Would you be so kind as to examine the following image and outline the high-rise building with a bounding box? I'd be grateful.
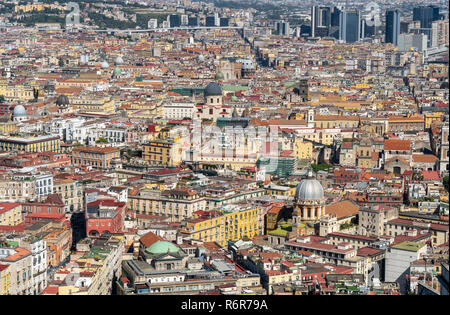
[400,21,409,34]
[168,14,181,28]
[276,20,290,36]
[360,19,375,39]
[181,14,188,25]
[339,10,361,43]
[386,10,401,46]
[188,17,198,27]
[329,7,341,39]
[413,5,440,29]
[220,18,229,27]
[300,25,311,37]
[412,5,441,47]
[147,19,158,29]
[431,19,449,47]
[206,16,216,27]
[331,7,341,27]
[214,12,220,26]
[397,33,428,52]
[311,6,331,37]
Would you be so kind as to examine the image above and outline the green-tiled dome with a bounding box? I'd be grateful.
[113,66,121,76]
[146,241,179,255]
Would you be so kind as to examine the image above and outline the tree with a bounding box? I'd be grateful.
[58,58,65,67]
[33,88,39,101]
[311,163,331,173]
[0,95,5,103]
[444,175,449,192]
[96,137,108,143]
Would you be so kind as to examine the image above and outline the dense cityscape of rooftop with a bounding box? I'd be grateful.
[0,0,448,299]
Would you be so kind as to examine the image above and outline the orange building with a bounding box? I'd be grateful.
[388,115,424,133]
[72,146,120,169]
[44,224,72,268]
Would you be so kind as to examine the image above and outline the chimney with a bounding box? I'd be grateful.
[176,233,183,245]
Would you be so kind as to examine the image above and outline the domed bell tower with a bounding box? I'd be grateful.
[292,171,326,237]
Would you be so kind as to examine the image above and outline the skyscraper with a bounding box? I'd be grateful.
[412,6,441,48]
[413,5,440,29]
[311,6,331,37]
[386,10,401,46]
[205,16,216,27]
[276,20,290,36]
[168,14,181,28]
[188,17,198,27]
[220,18,229,27]
[339,10,361,43]
[329,7,341,39]
[331,7,341,27]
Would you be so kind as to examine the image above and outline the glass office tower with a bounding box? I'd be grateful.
[386,10,401,46]
[339,10,361,43]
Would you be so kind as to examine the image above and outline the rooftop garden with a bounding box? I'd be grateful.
[269,222,292,237]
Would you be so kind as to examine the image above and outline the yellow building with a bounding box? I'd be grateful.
[294,139,312,160]
[0,122,16,135]
[388,115,424,133]
[53,235,123,295]
[0,135,60,153]
[266,184,296,197]
[301,128,340,146]
[313,115,360,129]
[0,203,22,226]
[424,112,445,130]
[0,264,10,295]
[69,96,115,113]
[14,3,64,13]
[181,206,263,248]
[72,146,120,169]
[143,139,182,167]
[0,84,35,101]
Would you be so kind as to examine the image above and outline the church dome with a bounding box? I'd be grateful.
[101,60,109,69]
[56,94,69,106]
[113,66,122,76]
[295,178,324,201]
[215,72,224,80]
[204,82,222,97]
[115,56,124,65]
[13,105,27,117]
[145,241,179,255]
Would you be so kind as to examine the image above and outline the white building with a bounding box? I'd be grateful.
[398,33,428,52]
[21,236,47,295]
[163,102,195,120]
[148,19,158,29]
[0,245,34,295]
[34,173,54,199]
[385,241,427,294]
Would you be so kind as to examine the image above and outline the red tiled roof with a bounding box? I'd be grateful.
[0,247,31,262]
[412,154,438,163]
[357,247,384,257]
[384,139,410,151]
[325,200,359,219]
[420,170,440,180]
[139,231,163,248]
[41,285,59,295]
[0,202,20,214]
